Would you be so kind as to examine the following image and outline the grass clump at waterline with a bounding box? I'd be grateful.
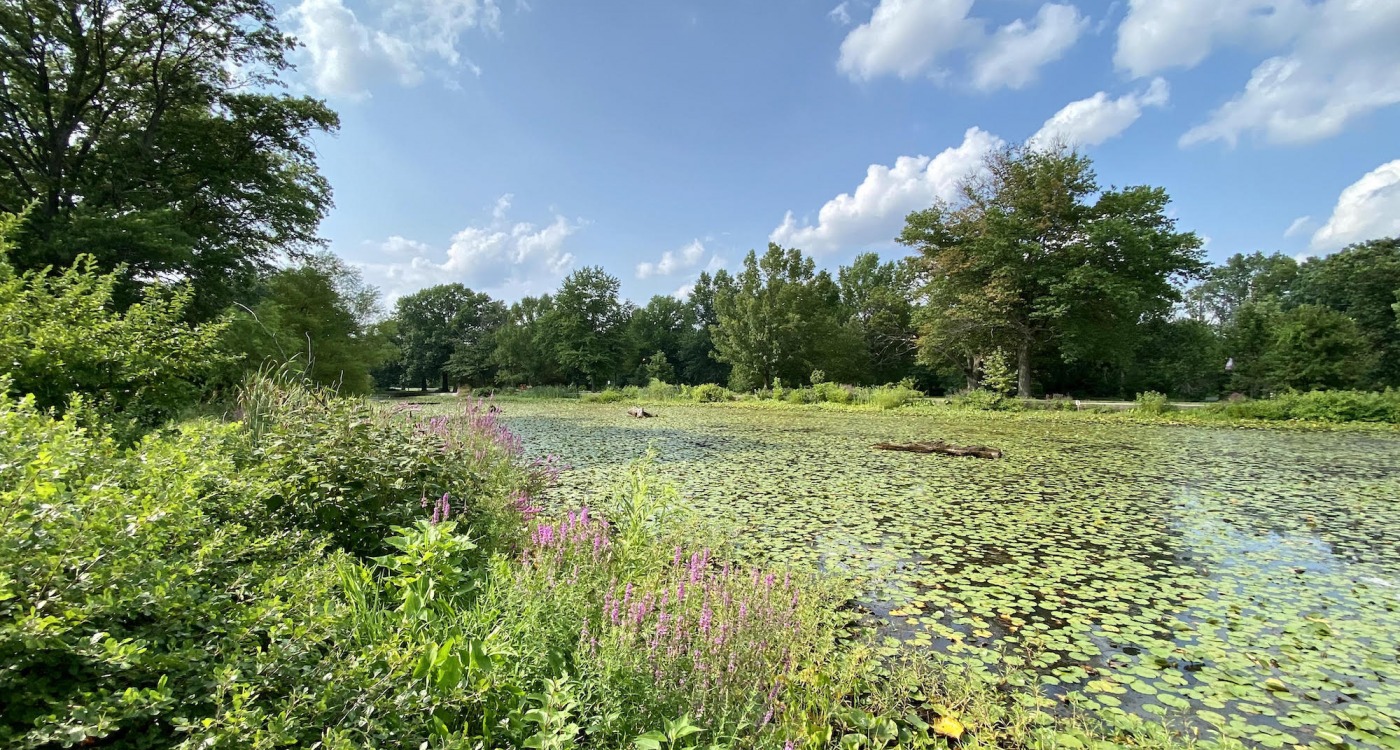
[1,377,1193,749]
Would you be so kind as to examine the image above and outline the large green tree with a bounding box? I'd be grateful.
[223,254,393,394]
[391,284,502,391]
[679,270,731,385]
[899,145,1204,396]
[1292,238,1400,388]
[0,0,338,316]
[492,294,562,386]
[838,253,917,385]
[626,294,694,383]
[544,267,629,388]
[1266,304,1375,391]
[1186,252,1298,326]
[711,244,861,390]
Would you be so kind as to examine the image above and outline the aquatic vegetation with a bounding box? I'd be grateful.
[481,400,1400,749]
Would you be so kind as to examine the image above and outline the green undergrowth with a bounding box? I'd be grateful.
[1,378,1196,749]
[468,386,1400,431]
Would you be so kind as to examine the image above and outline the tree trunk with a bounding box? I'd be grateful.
[1017,341,1032,398]
[440,371,450,392]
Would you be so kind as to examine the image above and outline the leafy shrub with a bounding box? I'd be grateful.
[1209,389,1400,423]
[810,369,826,385]
[641,378,682,401]
[582,388,628,403]
[866,384,922,410]
[952,388,1017,411]
[813,381,855,404]
[1134,390,1173,415]
[511,385,581,399]
[236,379,536,557]
[786,387,817,404]
[980,348,1017,397]
[0,238,230,435]
[692,383,732,403]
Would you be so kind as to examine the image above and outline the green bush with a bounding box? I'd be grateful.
[640,378,682,400]
[786,387,817,404]
[510,385,580,399]
[813,381,855,404]
[1210,389,1400,423]
[0,240,230,435]
[1134,390,1173,415]
[952,388,1017,411]
[865,384,922,410]
[581,388,627,403]
[692,383,732,402]
[235,379,534,557]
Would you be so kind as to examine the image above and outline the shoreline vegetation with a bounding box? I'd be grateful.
[1,378,1197,749]
[391,383,1400,431]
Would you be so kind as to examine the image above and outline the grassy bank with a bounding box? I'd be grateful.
[431,385,1400,432]
[0,379,1198,749]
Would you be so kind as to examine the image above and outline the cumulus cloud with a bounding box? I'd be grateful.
[1114,0,1400,146]
[1310,160,1400,251]
[829,2,852,25]
[970,4,1087,91]
[1028,77,1168,148]
[286,0,501,99]
[770,127,1002,255]
[636,240,708,279]
[357,195,582,302]
[1113,0,1307,78]
[837,0,1085,90]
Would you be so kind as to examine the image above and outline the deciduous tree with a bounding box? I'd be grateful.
[899,145,1204,396]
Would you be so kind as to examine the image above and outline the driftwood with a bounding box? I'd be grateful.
[873,440,1002,459]
[627,407,655,418]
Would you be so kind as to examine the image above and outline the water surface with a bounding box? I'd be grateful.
[491,401,1400,748]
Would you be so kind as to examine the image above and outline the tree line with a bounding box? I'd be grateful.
[1,0,1395,405]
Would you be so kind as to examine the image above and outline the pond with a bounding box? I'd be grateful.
[489,400,1400,748]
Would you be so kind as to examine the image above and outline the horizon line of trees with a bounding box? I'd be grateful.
[363,148,1398,400]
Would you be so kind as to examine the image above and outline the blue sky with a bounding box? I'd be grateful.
[280,0,1400,305]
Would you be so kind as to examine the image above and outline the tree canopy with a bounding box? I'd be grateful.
[0,0,338,316]
[899,145,1205,396]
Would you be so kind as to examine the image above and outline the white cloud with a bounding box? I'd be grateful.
[1283,215,1314,238]
[286,0,501,99]
[380,235,434,255]
[770,127,1003,255]
[357,195,582,302]
[837,0,1085,90]
[1028,77,1168,148]
[1310,160,1400,251]
[672,283,695,301]
[636,240,708,279]
[1113,0,1308,78]
[829,2,852,25]
[971,4,1087,91]
[1114,0,1400,146]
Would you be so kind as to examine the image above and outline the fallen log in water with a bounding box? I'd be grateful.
[627,407,655,418]
[872,440,1002,459]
